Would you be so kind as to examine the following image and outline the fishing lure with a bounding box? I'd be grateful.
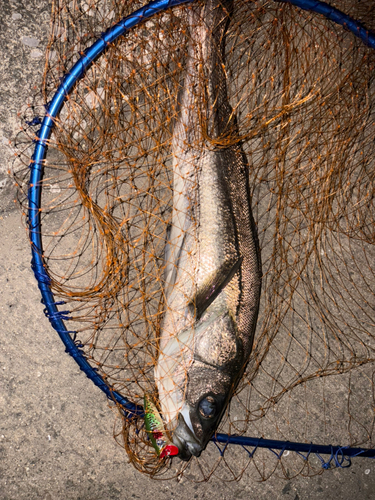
[144,394,179,459]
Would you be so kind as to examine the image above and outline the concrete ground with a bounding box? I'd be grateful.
[1,0,375,498]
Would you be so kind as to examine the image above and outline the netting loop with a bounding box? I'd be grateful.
[240,444,259,459]
[212,435,231,457]
[26,117,42,127]
[270,443,288,460]
[66,344,86,358]
[31,257,51,285]
[334,447,352,469]
[295,443,313,461]
[31,133,42,144]
[315,448,334,469]
[43,308,72,322]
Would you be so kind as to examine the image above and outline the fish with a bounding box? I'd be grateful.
[153,0,262,461]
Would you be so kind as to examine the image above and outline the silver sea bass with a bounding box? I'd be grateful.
[154,0,262,460]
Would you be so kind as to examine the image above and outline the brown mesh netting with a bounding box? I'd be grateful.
[14,0,375,481]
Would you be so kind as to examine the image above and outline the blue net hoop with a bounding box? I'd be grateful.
[28,0,375,465]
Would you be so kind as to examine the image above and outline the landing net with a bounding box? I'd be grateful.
[14,0,375,480]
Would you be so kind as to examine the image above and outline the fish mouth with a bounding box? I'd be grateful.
[172,412,202,461]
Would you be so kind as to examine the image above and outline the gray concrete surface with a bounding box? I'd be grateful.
[0,0,50,180]
[1,0,375,498]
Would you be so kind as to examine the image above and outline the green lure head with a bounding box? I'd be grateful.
[144,394,179,459]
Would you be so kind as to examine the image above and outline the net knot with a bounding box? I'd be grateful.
[315,447,334,469]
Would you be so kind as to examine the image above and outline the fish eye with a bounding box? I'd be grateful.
[198,396,217,419]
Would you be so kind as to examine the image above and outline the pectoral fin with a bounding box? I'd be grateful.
[188,256,243,320]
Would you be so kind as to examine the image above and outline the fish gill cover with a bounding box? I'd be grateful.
[14,0,375,481]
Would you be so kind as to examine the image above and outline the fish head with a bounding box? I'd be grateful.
[172,312,244,460]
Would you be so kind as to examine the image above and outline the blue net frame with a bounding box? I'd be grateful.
[28,0,375,467]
